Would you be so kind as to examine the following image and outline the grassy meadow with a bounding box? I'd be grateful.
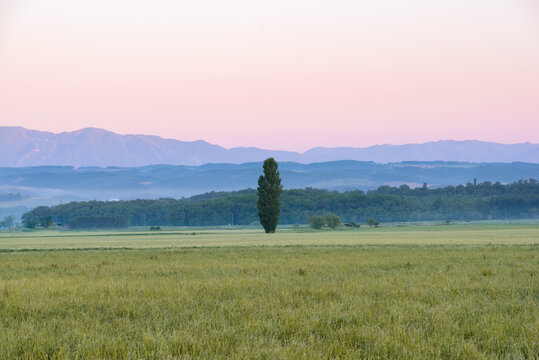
[0,224,538,359]
[0,223,537,250]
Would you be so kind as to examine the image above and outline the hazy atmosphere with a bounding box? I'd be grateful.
[1,2,538,359]
[1,0,538,150]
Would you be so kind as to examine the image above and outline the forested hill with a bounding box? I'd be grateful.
[22,179,539,227]
[2,161,539,212]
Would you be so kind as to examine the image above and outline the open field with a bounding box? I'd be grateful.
[0,223,538,250]
[0,225,538,359]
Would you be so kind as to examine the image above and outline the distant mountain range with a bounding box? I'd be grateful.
[1,126,538,166]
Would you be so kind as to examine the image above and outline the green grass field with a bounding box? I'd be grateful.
[1,223,537,250]
[0,225,538,359]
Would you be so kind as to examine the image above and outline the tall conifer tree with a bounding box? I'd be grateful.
[257,158,282,233]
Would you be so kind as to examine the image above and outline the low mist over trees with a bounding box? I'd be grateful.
[21,179,539,228]
[0,193,26,202]
[0,215,15,228]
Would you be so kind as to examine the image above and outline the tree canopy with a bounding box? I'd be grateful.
[21,179,539,228]
[257,158,283,233]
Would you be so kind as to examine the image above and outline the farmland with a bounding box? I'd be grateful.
[0,224,538,359]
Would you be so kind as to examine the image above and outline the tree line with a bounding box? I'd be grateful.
[22,179,539,228]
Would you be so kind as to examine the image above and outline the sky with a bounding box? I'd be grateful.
[0,0,538,151]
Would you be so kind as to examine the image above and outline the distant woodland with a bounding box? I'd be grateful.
[21,179,539,228]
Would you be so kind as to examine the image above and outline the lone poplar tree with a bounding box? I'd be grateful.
[257,157,282,233]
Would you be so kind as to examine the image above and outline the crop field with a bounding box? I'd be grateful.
[0,225,538,359]
[0,223,537,250]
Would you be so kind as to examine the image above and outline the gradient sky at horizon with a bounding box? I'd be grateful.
[0,0,538,151]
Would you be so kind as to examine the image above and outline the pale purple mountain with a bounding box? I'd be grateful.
[0,126,537,167]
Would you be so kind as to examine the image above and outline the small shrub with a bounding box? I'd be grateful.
[307,216,324,229]
[323,213,341,229]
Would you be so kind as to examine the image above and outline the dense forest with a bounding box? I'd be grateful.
[22,179,539,228]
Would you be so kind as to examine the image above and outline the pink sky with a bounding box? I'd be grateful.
[0,0,538,151]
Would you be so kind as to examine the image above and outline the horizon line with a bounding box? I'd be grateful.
[1,125,537,153]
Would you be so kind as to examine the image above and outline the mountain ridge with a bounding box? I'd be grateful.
[1,126,538,167]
